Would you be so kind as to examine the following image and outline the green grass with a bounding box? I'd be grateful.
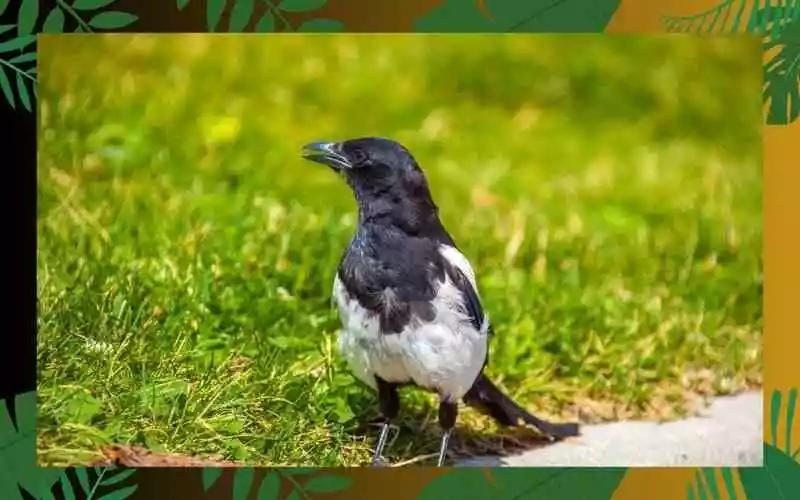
[37,34,763,467]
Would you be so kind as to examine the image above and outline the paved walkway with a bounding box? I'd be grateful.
[457,391,763,467]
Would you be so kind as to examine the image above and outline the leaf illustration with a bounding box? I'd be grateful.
[15,70,31,112]
[0,24,12,35]
[414,0,620,32]
[418,468,627,500]
[662,0,800,125]
[280,468,315,475]
[303,474,352,493]
[177,0,191,11]
[0,393,61,500]
[0,67,13,109]
[663,0,800,37]
[42,7,66,33]
[0,35,36,53]
[98,484,138,500]
[0,0,8,16]
[73,0,119,9]
[88,12,139,29]
[739,443,800,498]
[285,490,301,500]
[59,472,76,500]
[99,468,137,487]
[232,468,255,500]
[257,472,281,500]
[229,0,255,31]
[278,0,328,13]
[763,18,800,124]
[255,11,276,32]
[75,468,91,494]
[207,0,227,31]
[9,52,35,64]
[295,18,344,31]
[686,469,731,500]
[202,468,224,492]
[17,0,38,37]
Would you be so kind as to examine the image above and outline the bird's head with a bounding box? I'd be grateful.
[301,137,429,201]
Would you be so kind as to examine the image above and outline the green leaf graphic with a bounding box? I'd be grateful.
[233,468,255,500]
[739,443,800,498]
[17,0,38,37]
[687,469,726,500]
[663,0,800,38]
[764,18,800,125]
[285,490,301,500]
[207,0,227,31]
[0,24,13,36]
[279,468,315,476]
[0,35,36,53]
[73,0,119,10]
[0,393,61,500]
[202,468,224,492]
[296,18,344,31]
[257,472,281,500]
[177,0,191,11]
[98,484,138,500]
[99,468,137,487]
[229,0,255,31]
[0,67,13,110]
[75,468,90,494]
[303,474,352,493]
[42,7,66,33]
[59,473,75,500]
[88,12,139,29]
[414,0,621,32]
[9,52,35,64]
[15,70,31,112]
[255,11,276,32]
[278,0,327,13]
[418,468,627,500]
[662,0,800,125]
[0,0,9,16]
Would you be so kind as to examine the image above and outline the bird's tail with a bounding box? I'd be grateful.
[463,374,580,439]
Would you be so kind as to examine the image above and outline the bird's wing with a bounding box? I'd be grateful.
[438,245,490,335]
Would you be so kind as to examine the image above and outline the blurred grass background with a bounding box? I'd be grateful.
[37,34,763,467]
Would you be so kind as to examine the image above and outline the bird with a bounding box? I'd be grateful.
[300,137,580,467]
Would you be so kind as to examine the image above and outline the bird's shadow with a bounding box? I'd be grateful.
[344,398,564,467]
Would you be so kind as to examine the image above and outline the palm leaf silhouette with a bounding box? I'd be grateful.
[662,0,800,124]
[685,389,800,499]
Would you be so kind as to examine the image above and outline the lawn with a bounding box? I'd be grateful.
[37,34,763,467]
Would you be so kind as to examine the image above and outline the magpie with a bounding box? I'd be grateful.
[300,137,580,467]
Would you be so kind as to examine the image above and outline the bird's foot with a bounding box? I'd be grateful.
[370,456,390,467]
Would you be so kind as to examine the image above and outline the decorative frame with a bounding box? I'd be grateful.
[3,0,797,498]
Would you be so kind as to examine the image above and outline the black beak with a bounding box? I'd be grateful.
[301,141,352,170]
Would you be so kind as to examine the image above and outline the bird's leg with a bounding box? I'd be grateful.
[372,377,399,467]
[436,400,458,467]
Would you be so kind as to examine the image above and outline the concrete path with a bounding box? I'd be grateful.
[456,391,763,467]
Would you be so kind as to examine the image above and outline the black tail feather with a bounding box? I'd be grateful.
[463,374,580,439]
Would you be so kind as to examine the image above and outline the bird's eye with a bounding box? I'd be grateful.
[350,148,367,165]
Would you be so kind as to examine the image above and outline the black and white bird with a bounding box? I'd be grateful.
[300,137,580,467]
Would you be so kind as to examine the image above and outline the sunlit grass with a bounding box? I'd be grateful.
[36,34,762,466]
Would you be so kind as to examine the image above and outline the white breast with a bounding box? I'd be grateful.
[332,245,488,401]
